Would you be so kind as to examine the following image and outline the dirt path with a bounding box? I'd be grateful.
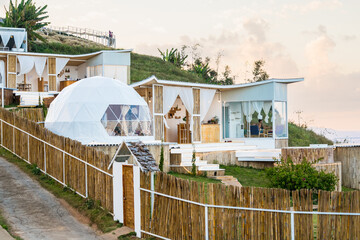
[0,156,101,240]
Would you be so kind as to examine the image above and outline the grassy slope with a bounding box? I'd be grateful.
[30,40,205,83]
[130,53,205,83]
[288,123,333,147]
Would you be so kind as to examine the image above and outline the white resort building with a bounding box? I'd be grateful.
[0,26,303,175]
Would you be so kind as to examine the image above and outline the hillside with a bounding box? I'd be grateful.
[288,122,333,146]
[32,32,205,83]
[30,33,333,147]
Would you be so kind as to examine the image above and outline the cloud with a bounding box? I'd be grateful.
[305,26,336,82]
[282,0,343,14]
[343,35,357,41]
[135,17,299,82]
[288,26,360,130]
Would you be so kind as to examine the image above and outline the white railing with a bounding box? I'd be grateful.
[139,187,360,240]
[0,118,113,199]
[42,25,116,48]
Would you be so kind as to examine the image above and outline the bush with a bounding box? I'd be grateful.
[159,142,164,172]
[265,158,338,191]
[31,164,41,175]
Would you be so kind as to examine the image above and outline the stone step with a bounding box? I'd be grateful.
[180,160,209,166]
[198,164,222,171]
[235,149,281,159]
[237,157,278,162]
[171,145,257,154]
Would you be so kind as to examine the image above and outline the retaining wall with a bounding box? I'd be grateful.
[334,146,360,190]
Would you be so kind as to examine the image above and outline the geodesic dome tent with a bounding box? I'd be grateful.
[45,76,153,144]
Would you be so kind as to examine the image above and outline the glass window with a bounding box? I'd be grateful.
[101,104,152,137]
[274,101,287,138]
[223,101,273,138]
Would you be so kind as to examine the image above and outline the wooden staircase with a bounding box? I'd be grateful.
[211,175,242,188]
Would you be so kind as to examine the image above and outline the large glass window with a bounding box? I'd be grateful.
[101,104,152,137]
[274,101,287,138]
[223,101,273,138]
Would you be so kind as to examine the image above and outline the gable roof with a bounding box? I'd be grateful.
[131,75,304,90]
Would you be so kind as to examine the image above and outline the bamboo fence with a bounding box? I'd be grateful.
[0,108,113,212]
[141,172,360,240]
[15,108,44,122]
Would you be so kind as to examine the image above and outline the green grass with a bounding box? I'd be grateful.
[30,41,110,55]
[220,165,269,188]
[0,147,120,233]
[131,53,205,83]
[342,186,356,192]
[0,208,23,240]
[288,123,333,147]
[30,41,207,84]
[168,171,221,184]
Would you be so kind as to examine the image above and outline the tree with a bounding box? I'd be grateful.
[249,60,269,82]
[1,0,50,44]
[219,65,234,85]
[158,48,187,68]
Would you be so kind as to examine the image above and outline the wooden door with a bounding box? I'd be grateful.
[122,165,134,229]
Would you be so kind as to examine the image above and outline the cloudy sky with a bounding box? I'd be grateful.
[1,0,359,131]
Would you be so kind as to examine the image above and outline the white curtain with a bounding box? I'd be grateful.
[0,33,11,47]
[252,101,264,120]
[200,89,216,121]
[0,60,5,86]
[34,57,47,77]
[263,102,272,123]
[179,87,194,130]
[56,58,70,74]
[17,56,34,76]
[163,86,181,128]
[242,102,255,122]
[14,32,26,50]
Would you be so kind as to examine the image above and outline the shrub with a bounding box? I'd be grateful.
[265,158,338,191]
[191,146,197,176]
[31,164,41,175]
[159,141,164,172]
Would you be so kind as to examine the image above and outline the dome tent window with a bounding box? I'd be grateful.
[101,104,152,137]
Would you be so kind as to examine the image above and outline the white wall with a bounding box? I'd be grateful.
[77,63,87,79]
[103,65,128,84]
[222,83,275,102]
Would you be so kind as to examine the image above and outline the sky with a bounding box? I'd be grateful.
[0,0,359,131]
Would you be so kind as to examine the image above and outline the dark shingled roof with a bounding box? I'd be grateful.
[127,141,159,173]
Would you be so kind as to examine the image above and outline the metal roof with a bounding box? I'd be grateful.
[0,49,132,59]
[131,75,304,90]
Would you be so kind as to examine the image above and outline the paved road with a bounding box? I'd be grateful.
[0,157,100,240]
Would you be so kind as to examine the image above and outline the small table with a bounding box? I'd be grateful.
[18,83,31,91]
